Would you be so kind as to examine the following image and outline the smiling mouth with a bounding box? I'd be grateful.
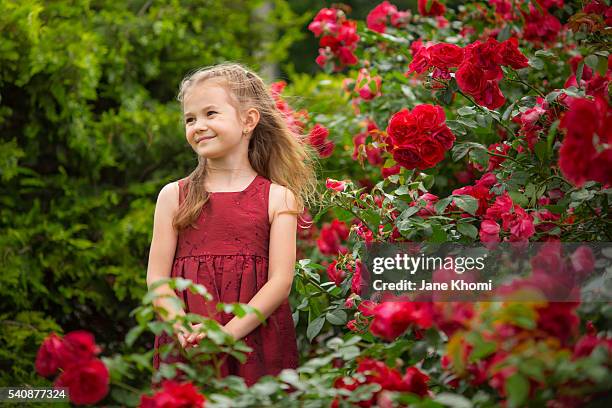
[195,136,216,143]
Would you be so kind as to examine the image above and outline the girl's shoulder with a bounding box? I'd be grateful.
[268,183,298,222]
[155,180,180,213]
[158,177,191,206]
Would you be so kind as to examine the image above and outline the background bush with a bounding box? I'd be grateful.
[0,0,305,385]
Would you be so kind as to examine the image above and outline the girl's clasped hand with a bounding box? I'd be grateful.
[173,323,206,349]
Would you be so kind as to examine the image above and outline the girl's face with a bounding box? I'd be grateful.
[183,82,247,159]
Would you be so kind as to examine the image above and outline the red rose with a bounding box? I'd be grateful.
[59,331,102,368]
[381,164,401,178]
[411,104,446,131]
[428,43,464,69]
[535,302,579,345]
[386,108,419,146]
[140,380,206,408]
[358,300,378,317]
[559,97,611,186]
[326,260,346,286]
[317,220,349,255]
[308,124,335,158]
[485,192,513,221]
[417,0,446,16]
[432,125,456,150]
[331,219,349,240]
[419,141,445,168]
[366,1,401,33]
[473,80,506,110]
[408,46,431,74]
[452,184,492,216]
[308,123,329,145]
[350,260,363,295]
[308,8,339,37]
[402,366,430,397]
[497,37,529,69]
[325,178,346,192]
[355,68,382,100]
[354,221,374,244]
[337,46,358,65]
[319,140,335,158]
[387,105,454,170]
[55,358,109,406]
[346,319,359,332]
[479,220,500,244]
[570,245,595,279]
[35,333,65,378]
[357,359,405,391]
[573,334,612,359]
[456,62,487,95]
[315,51,327,68]
[392,145,422,169]
[523,6,562,43]
[464,39,503,80]
[337,20,359,45]
[487,142,511,171]
[413,192,438,217]
[501,205,535,241]
[370,302,432,341]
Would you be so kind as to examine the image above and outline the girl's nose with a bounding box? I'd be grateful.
[194,118,208,131]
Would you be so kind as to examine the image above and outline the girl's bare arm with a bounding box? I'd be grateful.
[145,182,186,327]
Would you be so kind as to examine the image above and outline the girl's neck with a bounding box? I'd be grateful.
[204,166,258,191]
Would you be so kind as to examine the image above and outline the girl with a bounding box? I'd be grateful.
[146,62,317,385]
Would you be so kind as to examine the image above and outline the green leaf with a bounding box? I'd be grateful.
[428,223,447,243]
[306,315,325,342]
[508,191,529,207]
[497,24,511,42]
[457,106,476,116]
[596,55,608,76]
[506,373,529,408]
[434,393,473,408]
[453,195,478,215]
[456,117,478,128]
[125,325,144,347]
[435,197,453,214]
[502,102,517,121]
[534,49,555,58]
[111,388,140,407]
[547,119,559,149]
[395,185,411,195]
[436,87,454,105]
[457,222,478,239]
[326,309,347,325]
[534,140,549,162]
[174,277,192,292]
[451,142,487,162]
[529,57,544,70]
[399,206,420,220]
[423,174,435,189]
[576,61,585,85]
[584,55,599,70]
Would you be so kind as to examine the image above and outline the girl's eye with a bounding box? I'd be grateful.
[185,118,194,124]
[207,111,218,116]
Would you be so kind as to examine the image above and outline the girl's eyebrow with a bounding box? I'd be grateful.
[184,104,219,116]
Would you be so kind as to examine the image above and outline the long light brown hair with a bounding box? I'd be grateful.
[172,62,319,231]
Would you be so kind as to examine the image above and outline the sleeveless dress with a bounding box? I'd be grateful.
[152,174,299,386]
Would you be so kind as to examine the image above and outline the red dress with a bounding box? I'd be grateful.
[152,174,299,385]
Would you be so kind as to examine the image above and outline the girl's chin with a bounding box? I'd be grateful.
[195,148,227,159]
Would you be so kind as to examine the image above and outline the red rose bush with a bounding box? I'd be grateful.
[36,331,109,405]
[33,1,611,406]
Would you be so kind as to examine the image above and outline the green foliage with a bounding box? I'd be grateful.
[0,0,303,385]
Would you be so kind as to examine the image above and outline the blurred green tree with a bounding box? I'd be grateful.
[0,0,306,385]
